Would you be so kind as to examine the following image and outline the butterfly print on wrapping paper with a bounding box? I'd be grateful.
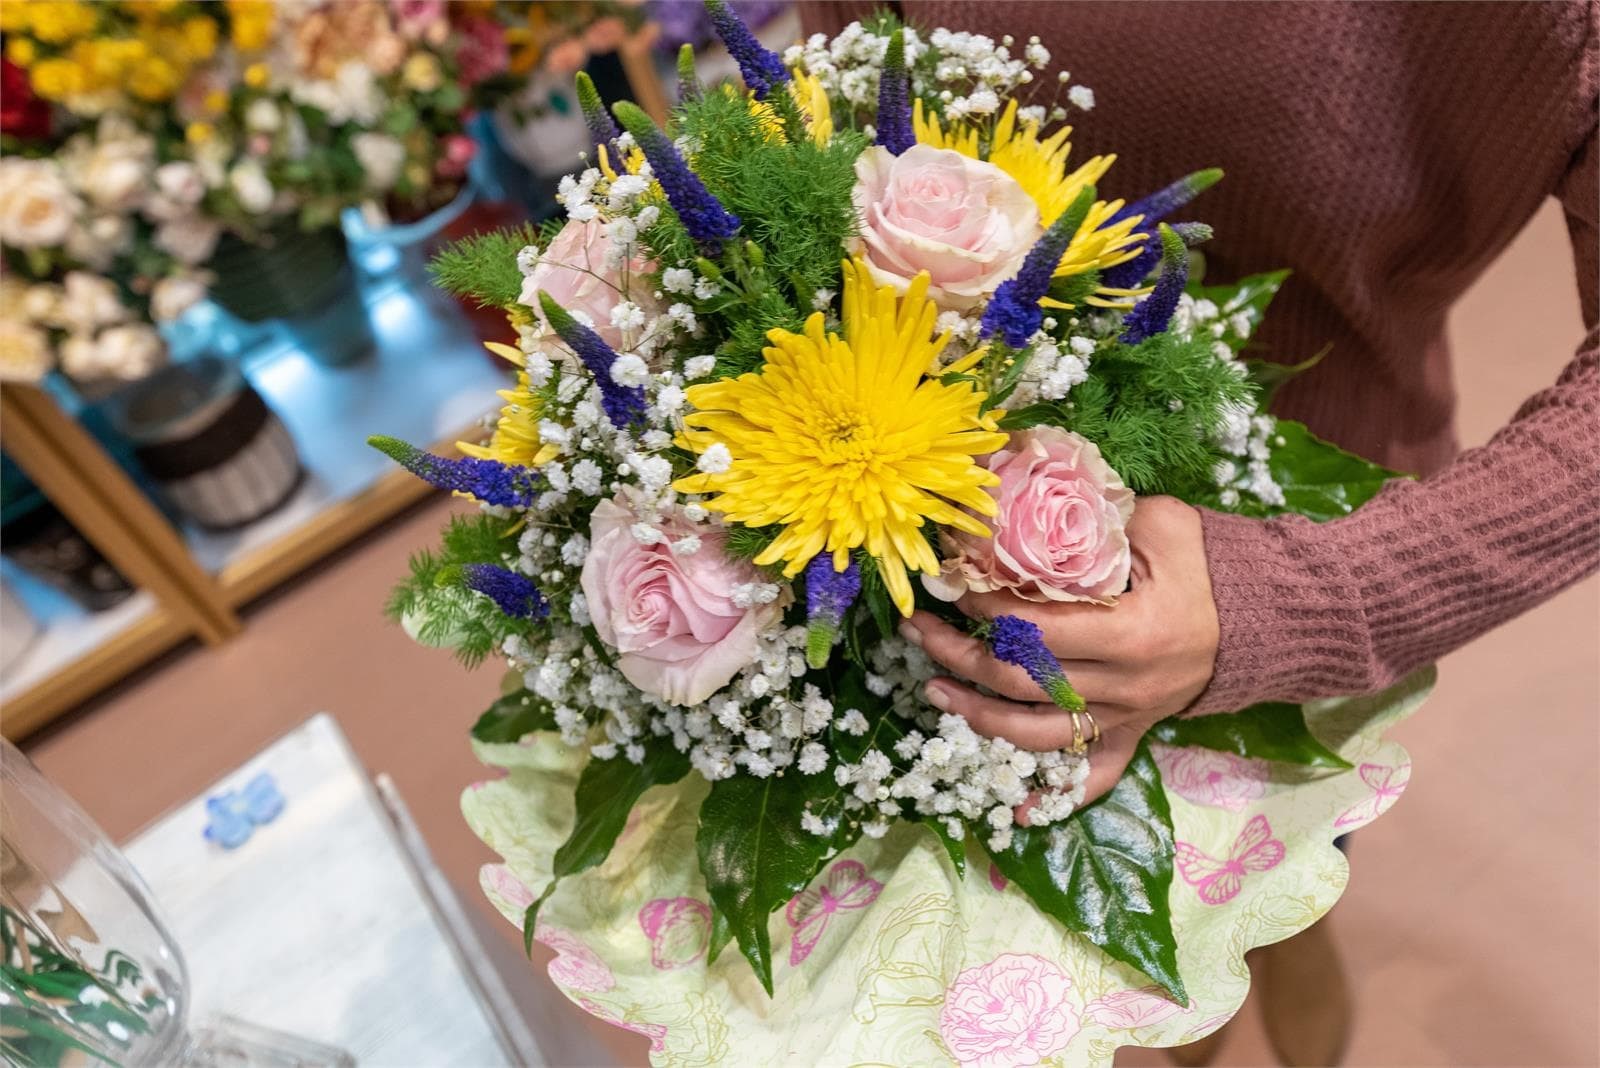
[1174,814,1285,905]
[786,859,883,965]
[637,897,712,970]
[1335,762,1411,829]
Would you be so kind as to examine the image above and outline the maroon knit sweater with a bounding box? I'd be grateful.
[801,1,1600,712]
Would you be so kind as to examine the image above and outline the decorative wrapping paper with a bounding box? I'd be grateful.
[464,668,1432,1067]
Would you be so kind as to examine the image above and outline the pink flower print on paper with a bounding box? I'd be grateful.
[939,953,1080,1068]
[534,924,616,993]
[481,863,534,911]
[1336,761,1411,829]
[638,897,711,970]
[1152,745,1269,812]
[988,864,1008,892]
[1175,814,1286,906]
[786,859,883,965]
[1082,986,1191,1030]
[577,998,668,1053]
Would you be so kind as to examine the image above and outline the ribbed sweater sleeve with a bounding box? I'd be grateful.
[1192,117,1600,714]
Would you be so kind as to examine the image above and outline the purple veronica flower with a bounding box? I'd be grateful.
[1119,224,1189,345]
[536,292,647,428]
[1101,169,1222,289]
[575,71,621,153]
[978,187,1095,348]
[463,564,550,620]
[612,101,741,252]
[876,29,914,156]
[804,554,862,668]
[367,436,541,508]
[1102,220,1212,290]
[706,0,789,100]
[989,615,1086,713]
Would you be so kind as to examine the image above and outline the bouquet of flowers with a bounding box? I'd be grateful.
[379,2,1420,1039]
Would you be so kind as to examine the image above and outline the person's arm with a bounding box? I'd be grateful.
[1192,124,1599,713]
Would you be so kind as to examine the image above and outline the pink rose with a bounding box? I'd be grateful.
[456,16,510,86]
[940,953,1079,1068]
[1152,745,1269,812]
[1082,986,1191,1030]
[581,499,782,705]
[521,218,661,361]
[851,144,1041,310]
[927,427,1135,605]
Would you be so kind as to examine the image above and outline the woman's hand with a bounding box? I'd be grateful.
[899,496,1221,817]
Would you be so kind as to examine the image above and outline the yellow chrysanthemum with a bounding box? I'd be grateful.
[915,98,1150,308]
[748,70,834,147]
[457,342,562,468]
[675,259,1007,616]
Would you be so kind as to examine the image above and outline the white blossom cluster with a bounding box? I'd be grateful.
[783,23,1084,125]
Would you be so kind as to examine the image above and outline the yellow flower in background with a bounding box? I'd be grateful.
[185,120,213,144]
[225,0,274,53]
[402,53,443,93]
[916,99,1150,307]
[177,16,219,62]
[28,57,87,100]
[243,61,269,89]
[6,38,38,67]
[127,54,180,101]
[457,343,562,469]
[19,1,99,45]
[675,258,1006,616]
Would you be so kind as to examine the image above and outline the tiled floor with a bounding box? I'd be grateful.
[20,200,1598,1067]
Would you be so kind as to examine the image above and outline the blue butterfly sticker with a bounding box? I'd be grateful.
[202,772,285,850]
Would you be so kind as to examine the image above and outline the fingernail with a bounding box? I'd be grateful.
[898,620,923,647]
[923,681,950,709]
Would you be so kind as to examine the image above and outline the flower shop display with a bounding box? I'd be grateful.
[376,5,1430,1060]
[0,0,543,369]
[105,355,301,531]
[2,450,137,614]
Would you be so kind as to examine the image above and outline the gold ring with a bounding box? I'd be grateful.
[1068,711,1087,754]
[1082,708,1101,746]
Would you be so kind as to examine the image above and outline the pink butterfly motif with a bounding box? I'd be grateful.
[1174,814,1285,906]
[786,859,883,965]
[637,897,711,970]
[1335,761,1411,829]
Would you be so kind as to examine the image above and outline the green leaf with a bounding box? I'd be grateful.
[523,741,691,953]
[695,769,859,994]
[856,556,896,640]
[984,740,1186,1001]
[922,817,967,877]
[1187,268,1290,353]
[1244,346,1326,406]
[1152,703,1351,768]
[471,692,556,744]
[1199,420,1405,522]
[705,903,733,965]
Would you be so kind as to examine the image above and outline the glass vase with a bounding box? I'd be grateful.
[0,740,352,1067]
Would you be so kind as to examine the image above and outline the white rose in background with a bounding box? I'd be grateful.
[76,126,156,212]
[151,276,208,322]
[61,323,166,383]
[228,160,276,215]
[21,285,63,327]
[64,214,133,271]
[351,132,407,191]
[145,161,207,221]
[0,319,54,382]
[59,272,130,333]
[244,98,283,133]
[154,216,223,265]
[0,158,81,249]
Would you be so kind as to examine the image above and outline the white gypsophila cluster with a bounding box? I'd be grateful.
[784,24,1073,124]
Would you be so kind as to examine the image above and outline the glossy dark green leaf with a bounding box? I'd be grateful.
[1152,702,1351,768]
[471,692,556,744]
[1244,346,1326,406]
[705,903,733,965]
[984,740,1186,1002]
[695,770,859,994]
[522,741,690,953]
[923,817,967,877]
[1197,419,1405,522]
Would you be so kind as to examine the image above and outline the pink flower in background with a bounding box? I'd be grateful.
[435,133,477,180]
[392,0,447,42]
[522,218,660,362]
[456,16,510,86]
[851,144,1041,310]
[480,863,534,911]
[581,499,783,705]
[536,924,616,993]
[1082,986,1191,1030]
[786,860,883,965]
[940,953,1079,1068]
[638,898,712,970]
[926,427,1135,605]
[1153,745,1269,812]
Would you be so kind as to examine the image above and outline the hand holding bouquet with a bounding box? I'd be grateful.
[382,3,1414,1015]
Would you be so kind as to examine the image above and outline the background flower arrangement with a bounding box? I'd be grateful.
[373,2,1408,1006]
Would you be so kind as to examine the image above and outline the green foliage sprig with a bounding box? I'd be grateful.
[385,513,530,667]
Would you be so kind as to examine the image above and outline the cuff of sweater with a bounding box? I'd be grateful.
[1187,509,1380,715]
